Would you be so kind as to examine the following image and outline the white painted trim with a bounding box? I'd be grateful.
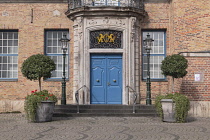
[181,52,210,57]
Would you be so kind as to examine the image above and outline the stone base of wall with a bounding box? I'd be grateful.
[0,100,73,113]
[189,101,210,117]
[0,100,25,113]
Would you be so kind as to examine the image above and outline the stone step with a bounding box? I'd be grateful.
[54,104,156,110]
[53,104,158,117]
[53,113,157,117]
[54,108,156,114]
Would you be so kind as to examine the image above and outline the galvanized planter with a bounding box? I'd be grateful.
[161,99,176,122]
[35,101,55,123]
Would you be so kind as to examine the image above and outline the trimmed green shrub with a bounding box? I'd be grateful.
[21,54,56,91]
[161,54,188,92]
[155,93,190,123]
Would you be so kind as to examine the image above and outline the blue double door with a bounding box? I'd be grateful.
[90,54,122,104]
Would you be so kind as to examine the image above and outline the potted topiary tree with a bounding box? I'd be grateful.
[21,54,56,91]
[161,54,188,93]
[157,54,189,122]
[25,90,57,122]
[155,93,190,123]
[21,54,57,122]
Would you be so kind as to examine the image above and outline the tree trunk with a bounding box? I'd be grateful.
[39,77,42,91]
[172,77,174,93]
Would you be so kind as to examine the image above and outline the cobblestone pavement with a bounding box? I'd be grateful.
[0,114,210,140]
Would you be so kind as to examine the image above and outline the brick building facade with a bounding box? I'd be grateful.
[0,0,209,117]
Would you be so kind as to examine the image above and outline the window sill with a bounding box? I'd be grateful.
[142,79,168,82]
[44,78,69,82]
[0,79,18,82]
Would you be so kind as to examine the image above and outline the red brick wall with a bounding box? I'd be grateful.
[172,0,210,53]
[180,56,210,101]
[140,1,171,103]
[0,3,74,103]
[140,0,210,103]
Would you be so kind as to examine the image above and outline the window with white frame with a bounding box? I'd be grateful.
[142,30,166,80]
[0,31,18,80]
[94,0,119,6]
[45,30,69,79]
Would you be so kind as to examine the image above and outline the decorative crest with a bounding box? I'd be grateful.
[90,30,122,49]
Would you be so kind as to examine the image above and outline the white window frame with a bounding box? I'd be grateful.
[0,30,18,80]
[45,30,69,80]
[142,30,166,81]
[94,0,119,6]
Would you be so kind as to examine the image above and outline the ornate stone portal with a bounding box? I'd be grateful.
[66,1,146,105]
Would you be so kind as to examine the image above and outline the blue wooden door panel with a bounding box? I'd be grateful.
[107,57,122,104]
[90,54,122,104]
[91,56,106,104]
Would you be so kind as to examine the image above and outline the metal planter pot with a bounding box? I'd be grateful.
[35,101,55,122]
[161,99,176,122]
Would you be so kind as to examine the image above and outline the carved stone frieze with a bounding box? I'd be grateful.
[87,17,126,28]
[88,19,97,26]
[76,17,83,28]
[116,18,126,26]
[131,32,135,43]
[131,17,136,31]
[103,17,110,24]
[130,17,137,42]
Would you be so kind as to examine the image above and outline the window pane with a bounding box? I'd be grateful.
[48,40,52,46]
[3,56,7,63]
[57,71,62,77]
[154,32,158,40]
[8,47,13,54]
[14,32,18,39]
[58,64,62,70]
[0,31,18,79]
[45,30,69,78]
[53,47,57,53]
[13,64,18,70]
[3,40,7,46]
[13,56,18,63]
[8,40,13,46]
[13,47,18,54]
[2,64,7,70]
[159,32,164,39]
[47,32,53,38]
[143,71,147,79]
[13,71,18,78]
[8,33,13,39]
[142,30,165,79]
[51,71,56,77]
[159,46,164,54]
[3,33,7,39]
[159,40,163,46]
[14,40,18,46]
[154,46,159,53]
[58,32,62,39]
[2,71,7,78]
[53,32,57,39]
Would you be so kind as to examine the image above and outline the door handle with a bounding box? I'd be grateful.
[107,82,111,86]
[113,79,116,82]
[96,79,100,82]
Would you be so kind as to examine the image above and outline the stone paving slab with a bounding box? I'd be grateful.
[0,113,210,140]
